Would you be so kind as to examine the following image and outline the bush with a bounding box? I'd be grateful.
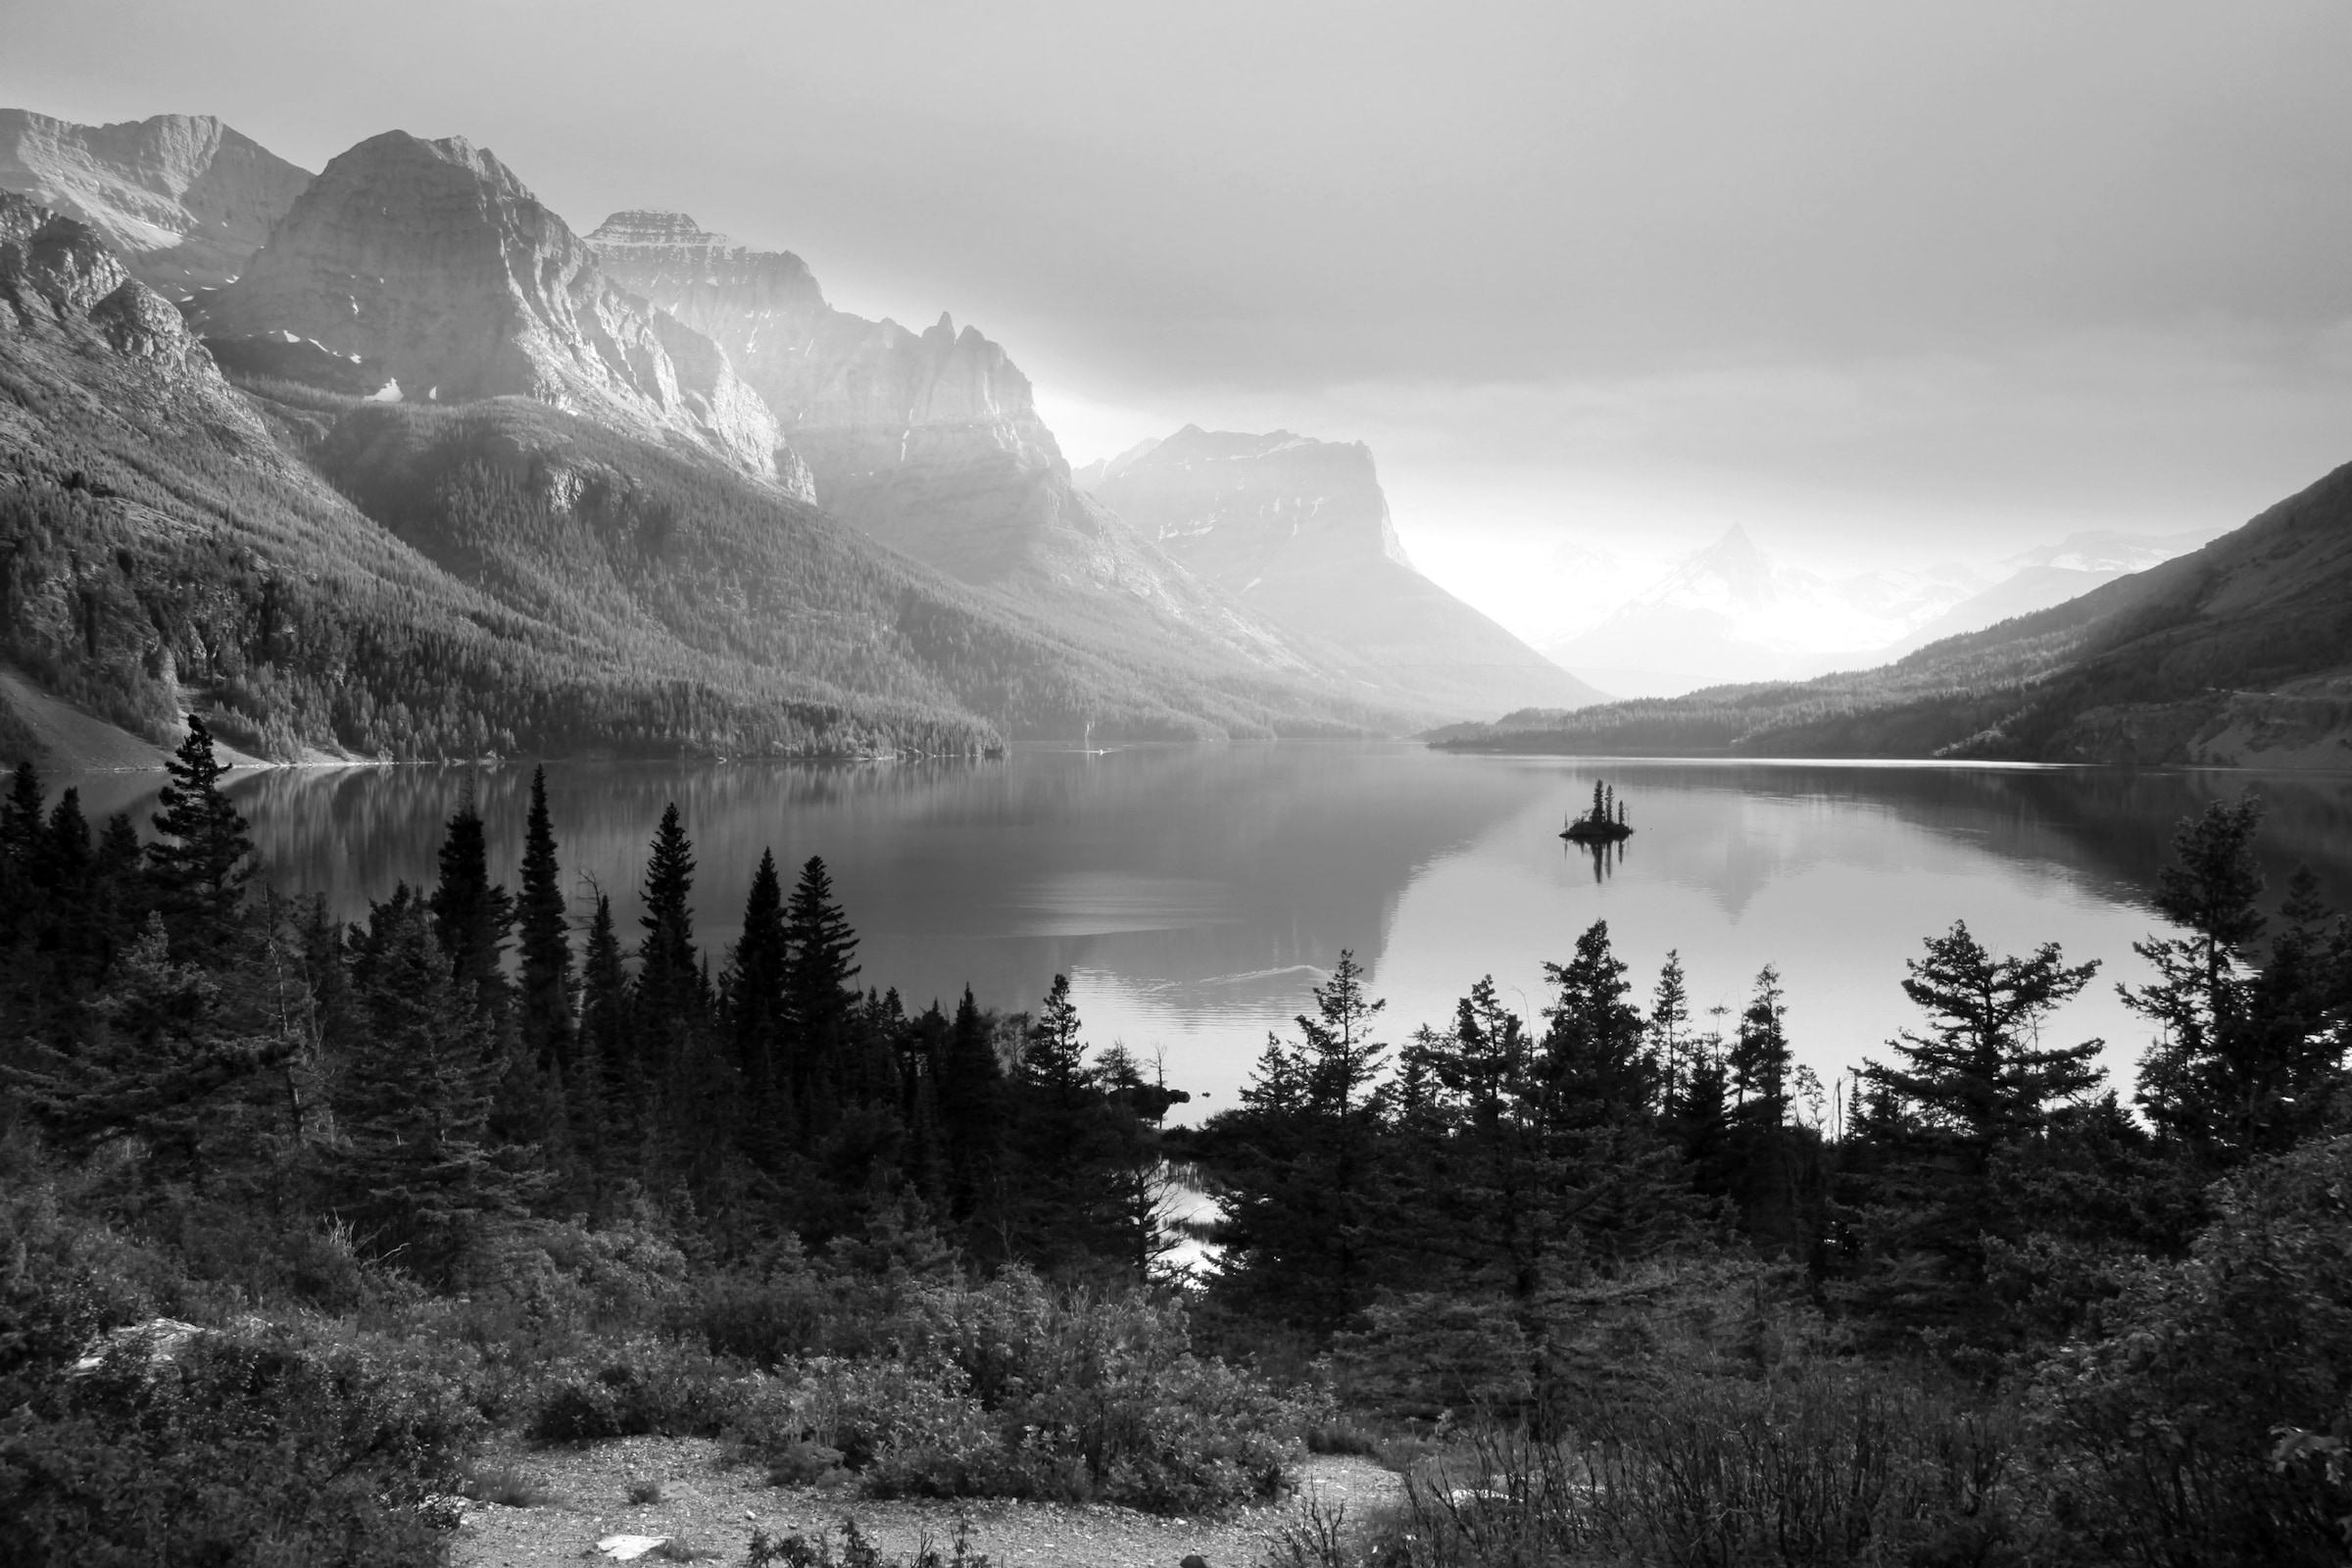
[529,1338,747,1442]
[722,1268,1310,1514]
[2032,1135,2352,1567]
[0,1326,481,1568]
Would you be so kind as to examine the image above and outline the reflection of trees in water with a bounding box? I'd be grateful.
[1515,759,2352,923]
[68,747,1545,1021]
[1571,836,1624,883]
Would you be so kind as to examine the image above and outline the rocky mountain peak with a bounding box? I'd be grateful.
[585,208,714,247]
[1086,424,1410,571]
[593,219,1074,571]
[0,191,225,385]
[195,130,797,486]
[1077,418,1597,715]
[585,210,823,318]
[0,107,313,292]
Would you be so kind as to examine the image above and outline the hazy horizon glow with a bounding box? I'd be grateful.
[9,0,2351,643]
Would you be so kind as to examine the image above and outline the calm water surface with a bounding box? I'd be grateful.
[62,746,2352,1119]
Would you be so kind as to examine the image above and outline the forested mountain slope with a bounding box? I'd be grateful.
[269,386,1407,743]
[0,193,996,762]
[1432,458,2352,766]
[0,194,1397,764]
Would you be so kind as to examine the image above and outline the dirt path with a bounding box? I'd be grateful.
[451,1439,1398,1568]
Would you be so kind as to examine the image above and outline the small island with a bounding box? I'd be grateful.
[1562,778,1633,843]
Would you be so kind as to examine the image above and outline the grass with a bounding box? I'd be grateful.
[461,1459,553,1508]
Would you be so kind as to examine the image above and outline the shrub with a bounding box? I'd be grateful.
[2032,1135,2352,1566]
[0,1326,481,1568]
[529,1338,746,1442]
[692,1261,841,1367]
[463,1458,553,1507]
[723,1269,1311,1514]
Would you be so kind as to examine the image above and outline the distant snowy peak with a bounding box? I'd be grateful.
[1623,526,1983,647]
[1628,524,1780,611]
[1543,527,1989,698]
[1881,525,2223,659]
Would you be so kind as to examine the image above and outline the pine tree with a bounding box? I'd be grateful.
[1095,1042,1192,1281]
[1860,920,2103,1290]
[1728,963,1791,1122]
[634,804,701,1076]
[938,984,1007,1229]
[145,716,254,956]
[781,855,861,1137]
[92,810,147,960]
[1670,1036,1734,1201]
[1538,920,1653,1131]
[1873,922,2103,1155]
[2224,868,2352,1157]
[1726,963,1806,1249]
[1201,955,1396,1325]
[428,789,513,1013]
[1011,973,1110,1261]
[2127,797,2349,1165]
[332,890,519,1284]
[0,760,41,858]
[578,893,633,1170]
[896,999,953,1214]
[1647,951,1692,1104]
[1533,921,1693,1275]
[514,766,575,1077]
[725,849,791,1163]
[1022,972,1089,1097]
[5,916,221,1176]
[35,789,97,988]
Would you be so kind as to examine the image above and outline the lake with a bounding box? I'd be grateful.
[58,745,2352,1122]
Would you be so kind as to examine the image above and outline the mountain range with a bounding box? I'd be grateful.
[0,110,1597,763]
[0,108,308,294]
[1432,465,2352,768]
[1537,524,2221,699]
[3,107,2342,769]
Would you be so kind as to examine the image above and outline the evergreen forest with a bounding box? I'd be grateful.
[3,729,2350,1566]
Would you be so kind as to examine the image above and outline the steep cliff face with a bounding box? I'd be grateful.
[1090,425,1416,577]
[587,209,1319,675]
[1084,425,1606,717]
[194,135,800,488]
[0,192,238,400]
[0,110,311,293]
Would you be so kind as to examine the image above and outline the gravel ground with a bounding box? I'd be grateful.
[450,1439,1401,1568]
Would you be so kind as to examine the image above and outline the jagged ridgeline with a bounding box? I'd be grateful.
[0,192,979,760]
[0,130,1409,762]
[0,120,1447,765]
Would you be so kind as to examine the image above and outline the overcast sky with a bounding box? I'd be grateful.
[10,0,2352,637]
